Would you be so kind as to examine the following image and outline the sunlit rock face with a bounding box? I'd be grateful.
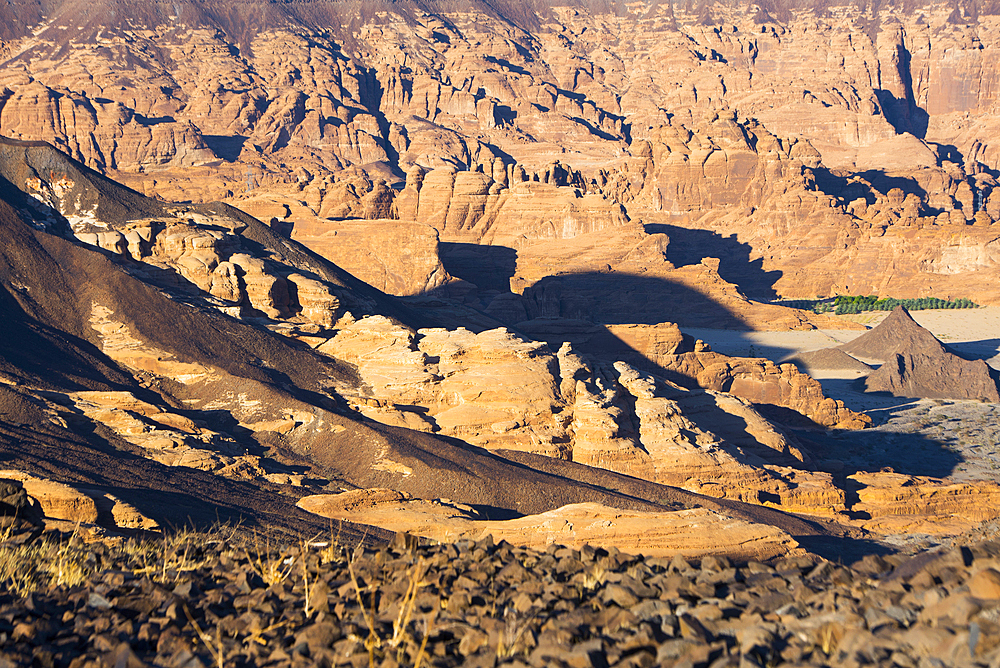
[3,0,1000,305]
[4,0,1000,550]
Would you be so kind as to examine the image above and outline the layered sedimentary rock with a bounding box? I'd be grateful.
[319,320,570,455]
[0,472,98,525]
[24,136,957,557]
[519,320,871,430]
[850,471,1000,536]
[315,311,867,515]
[0,471,159,532]
[289,218,451,297]
[2,129,999,547]
[52,391,267,480]
[3,0,1000,308]
[297,488,802,561]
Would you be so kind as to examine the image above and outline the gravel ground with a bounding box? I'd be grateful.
[1,526,999,668]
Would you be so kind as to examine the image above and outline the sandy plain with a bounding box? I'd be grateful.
[685,306,1000,369]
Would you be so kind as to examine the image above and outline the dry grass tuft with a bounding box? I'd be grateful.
[0,524,93,596]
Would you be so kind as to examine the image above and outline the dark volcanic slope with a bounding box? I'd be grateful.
[3,0,996,45]
[0,384,381,541]
[865,349,1000,402]
[838,306,953,365]
[0,140,166,225]
[0,139,842,543]
[0,136,435,331]
[0,192,384,541]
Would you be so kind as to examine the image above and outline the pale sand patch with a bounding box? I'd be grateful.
[681,327,865,363]
[685,306,1000,371]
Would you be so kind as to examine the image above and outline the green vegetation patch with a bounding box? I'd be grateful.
[780,295,979,315]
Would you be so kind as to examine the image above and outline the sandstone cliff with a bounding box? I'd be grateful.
[2,0,1000,307]
[4,0,1000,548]
[2,137,868,545]
[2,136,998,548]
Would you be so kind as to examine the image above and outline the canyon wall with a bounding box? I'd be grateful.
[2,0,1000,305]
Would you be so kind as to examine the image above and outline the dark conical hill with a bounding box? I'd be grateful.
[833,307,1000,401]
[864,349,1000,402]
[838,306,946,364]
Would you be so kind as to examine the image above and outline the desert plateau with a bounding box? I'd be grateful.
[2,0,1000,665]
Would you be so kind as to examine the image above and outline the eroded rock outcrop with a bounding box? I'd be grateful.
[4,132,996,551]
[5,0,1000,311]
[0,477,43,533]
[12,139,837,538]
[520,319,871,429]
[290,219,451,297]
[315,314,864,516]
[850,471,1000,537]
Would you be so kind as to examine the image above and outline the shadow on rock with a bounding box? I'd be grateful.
[812,167,933,210]
[203,134,249,163]
[794,535,896,563]
[519,271,752,329]
[798,423,963,479]
[644,223,782,302]
[439,242,518,293]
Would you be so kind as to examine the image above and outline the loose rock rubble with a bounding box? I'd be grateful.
[1,528,999,668]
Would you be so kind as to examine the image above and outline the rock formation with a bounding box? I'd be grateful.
[868,350,1000,402]
[840,306,1000,401]
[6,134,994,552]
[0,477,42,534]
[2,137,867,545]
[2,0,1000,308]
[849,471,1000,537]
[297,488,802,562]
[313,310,876,516]
[289,219,451,296]
[0,470,159,533]
[519,320,871,430]
[11,137,1000,541]
[1,0,1000,561]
